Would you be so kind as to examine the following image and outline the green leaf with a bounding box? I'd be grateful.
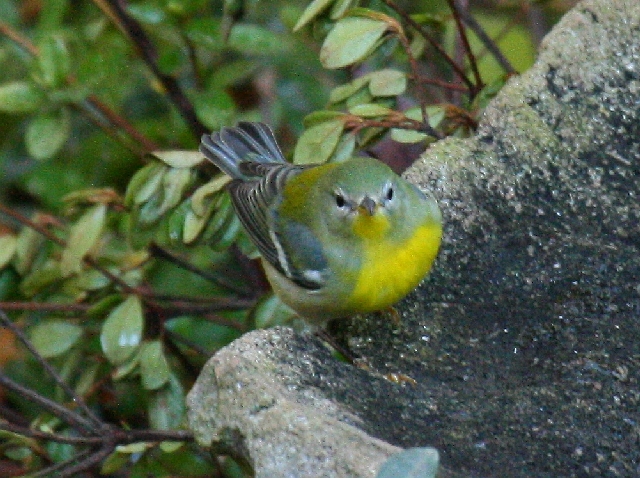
[14,223,46,275]
[150,150,204,169]
[320,17,388,69]
[302,110,347,127]
[140,340,171,390]
[124,163,165,208]
[60,204,107,277]
[20,260,61,297]
[348,103,393,117]
[328,76,370,104]
[0,81,44,113]
[101,450,130,475]
[0,235,17,269]
[126,3,166,24]
[193,89,236,131]
[228,24,288,55]
[376,447,439,478]
[74,362,100,396]
[329,132,356,163]
[293,120,344,165]
[112,349,141,380]
[116,442,153,454]
[148,374,185,430]
[391,106,443,144]
[31,321,83,359]
[37,35,71,88]
[390,128,430,144]
[368,69,407,97]
[293,0,334,31]
[159,441,183,453]
[330,0,356,19]
[25,108,71,160]
[100,295,144,365]
[190,175,230,216]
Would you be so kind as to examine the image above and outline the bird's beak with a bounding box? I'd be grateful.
[358,196,377,216]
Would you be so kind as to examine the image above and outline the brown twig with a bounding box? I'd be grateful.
[386,18,442,139]
[380,0,474,91]
[455,1,516,75]
[0,374,97,432]
[87,94,159,152]
[446,0,483,97]
[149,243,254,297]
[0,302,90,312]
[0,20,38,55]
[410,74,470,92]
[95,0,208,139]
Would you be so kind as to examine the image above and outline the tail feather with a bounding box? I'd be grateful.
[200,122,286,180]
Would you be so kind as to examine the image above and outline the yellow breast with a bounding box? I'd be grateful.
[345,222,442,313]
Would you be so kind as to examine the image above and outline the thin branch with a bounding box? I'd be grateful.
[0,374,96,432]
[0,302,90,312]
[0,310,104,430]
[386,18,441,138]
[88,94,159,151]
[410,74,470,92]
[0,20,38,55]
[380,0,474,91]
[0,421,104,445]
[447,0,483,94]
[149,243,254,298]
[456,2,516,74]
[30,447,95,478]
[95,0,208,139]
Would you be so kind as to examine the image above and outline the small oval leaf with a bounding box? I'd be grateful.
[368,69,407,97]
[293,120,344,165]
[0,235,17,269]
[100,295,144,365]
[60,204,107,277]
[191,176,230,216]
[293,0,334,31]
[150,150,204,169]
[140,340,171,390]
[0,81,44,113]
[31,321,83,358]
[25,108,71,160]
[148,374,185,430]
[320,17,388,69]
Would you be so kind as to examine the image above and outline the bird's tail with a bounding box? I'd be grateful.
[200,122,287,180]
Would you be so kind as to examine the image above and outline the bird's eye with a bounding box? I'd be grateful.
[385,186,394,201]
[335,193,346,208]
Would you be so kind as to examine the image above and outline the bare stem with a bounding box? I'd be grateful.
[447,0,483,95]
[380,0,474,91]
[0,302,90,312]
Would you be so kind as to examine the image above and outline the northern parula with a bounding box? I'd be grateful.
[200,122,442,324]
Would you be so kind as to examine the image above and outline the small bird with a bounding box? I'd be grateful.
[200,122,442,324]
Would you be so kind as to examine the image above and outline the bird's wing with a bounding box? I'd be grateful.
[228,163,327,290]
